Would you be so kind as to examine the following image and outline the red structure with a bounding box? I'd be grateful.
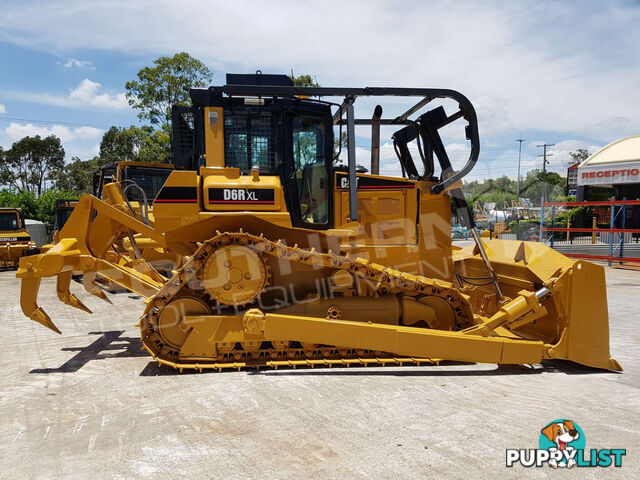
[541,199,640,265]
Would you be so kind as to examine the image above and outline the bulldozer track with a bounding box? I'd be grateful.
[140,230,476,371]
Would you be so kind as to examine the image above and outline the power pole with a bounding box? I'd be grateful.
[537,143,555,204]
[516,137,525,197]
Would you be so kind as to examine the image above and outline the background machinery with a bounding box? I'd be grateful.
[52,199,78,242]
[16,74,621,372]
[0,207,39,268]
[50,163,178,284]
[92,161,180,276]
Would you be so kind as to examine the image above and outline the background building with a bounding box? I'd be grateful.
[567,162,580,196]
[577,135,640,201]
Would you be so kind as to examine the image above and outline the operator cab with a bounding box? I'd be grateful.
[0,209,23,231]
[173,75,333,230]
[165,73,479,238]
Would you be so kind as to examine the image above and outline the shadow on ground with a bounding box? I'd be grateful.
[30,331,147,374]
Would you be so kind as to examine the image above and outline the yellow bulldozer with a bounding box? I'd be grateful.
[17,73,621,372]
[1,207,39,268]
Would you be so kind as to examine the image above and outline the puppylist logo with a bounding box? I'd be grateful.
[506,419,626,468]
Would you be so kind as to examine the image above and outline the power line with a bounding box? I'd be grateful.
[0,115,115,128]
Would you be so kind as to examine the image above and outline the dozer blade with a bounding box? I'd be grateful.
[454,239,621,371]
[56,271,92,314]
[547,259,622,371]
[20,277,61,334]
[83,272,113,304]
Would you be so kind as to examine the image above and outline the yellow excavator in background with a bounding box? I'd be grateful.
[17,73,621,372]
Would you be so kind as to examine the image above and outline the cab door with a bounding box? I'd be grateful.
[283,103,334,229]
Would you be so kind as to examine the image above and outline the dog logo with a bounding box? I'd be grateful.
[506,419,626,468]
[539,420,583,468]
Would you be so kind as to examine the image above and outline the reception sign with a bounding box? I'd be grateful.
[577,161,640,186]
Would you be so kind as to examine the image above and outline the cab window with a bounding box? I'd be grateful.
[293,115,328,225]
[224,109,276,173]
[0,212,19,230]
[124,166,172,201]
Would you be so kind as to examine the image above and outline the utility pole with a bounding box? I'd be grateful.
[537,143,554,204]
[516,137,525,198]
[537,143,554,244]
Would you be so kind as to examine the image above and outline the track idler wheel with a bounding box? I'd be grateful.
[157,297,211,349]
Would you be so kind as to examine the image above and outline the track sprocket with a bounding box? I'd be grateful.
[200,244,268,306]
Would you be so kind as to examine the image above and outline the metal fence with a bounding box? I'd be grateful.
[540,199,640,266]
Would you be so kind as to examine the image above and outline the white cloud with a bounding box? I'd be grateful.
[582,116,633,143]
[515,139,602,176]
[3,122,102,143]
[0,104,5,114]
[546,140,602,170]
[61,58,94,69]
[67,79,127,109]
[378,143,404,178]
[0,122,103,162]
[14,78,129,111]
[473,96,514,138]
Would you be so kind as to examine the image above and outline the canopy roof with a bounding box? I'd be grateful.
[581,135,640,166]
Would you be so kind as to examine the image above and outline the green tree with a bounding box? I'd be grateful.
[136,129,171,163]
[99,126,145,163]
[290,73,320,87]
[99,125,171,164]
[35,189,82,231]
[0,135,65,196]
[0,188,80,230]
[0,189,38,219]
[465,176,518,206]
[125,52,213,131]
[569,148,590,165]
[520,169,566,203]
[52,156,99,194]
[494,175,515,194]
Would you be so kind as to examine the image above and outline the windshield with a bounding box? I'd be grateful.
[0,212,20,230]
[124,166,172,202]
[55,208,74,231]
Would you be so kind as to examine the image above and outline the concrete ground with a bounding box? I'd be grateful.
[0,265,638,479]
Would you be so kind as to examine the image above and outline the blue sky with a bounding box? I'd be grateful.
[1,0,639,181]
